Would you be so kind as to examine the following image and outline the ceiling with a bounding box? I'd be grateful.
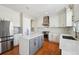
[1,4,68,18]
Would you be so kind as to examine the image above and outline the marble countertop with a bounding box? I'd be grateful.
[21,33,43,40]
[59,34,79,55]
[60,34,79,41]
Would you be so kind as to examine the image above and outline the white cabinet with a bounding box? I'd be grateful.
[49,33,53,41]
[50,7,72,27]
[73,5,79,22]
[58,8,73,27]
[14,34,21,46]
[66,7,73,26]
[49,33,59,43]
[58,9,66,27]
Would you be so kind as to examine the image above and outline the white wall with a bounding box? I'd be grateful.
[32,19,38,28]
[0,5,20,27]
[36,16,43,27]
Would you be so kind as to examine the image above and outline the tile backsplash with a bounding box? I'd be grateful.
[34,27,71,35]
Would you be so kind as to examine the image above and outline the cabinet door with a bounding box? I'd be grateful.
[14,34,20,46]
[41,35,44,47]
[58,9,66,27]
[38,36,44,48]
[29,39,35,55]
[35,37,39,51]
[29,38,38,55]
[66,8,73,26]
[38,36,42,48]
[73,5,79,21]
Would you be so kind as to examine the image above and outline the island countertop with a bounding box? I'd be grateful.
[21,33,43,40]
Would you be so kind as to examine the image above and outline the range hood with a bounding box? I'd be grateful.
[43,16,49,26]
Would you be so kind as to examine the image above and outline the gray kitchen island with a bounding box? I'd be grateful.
[19,33,44,55]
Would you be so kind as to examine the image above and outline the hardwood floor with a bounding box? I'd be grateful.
[1,39,61,55]
[35,41,61,55]
[2,46,19,55]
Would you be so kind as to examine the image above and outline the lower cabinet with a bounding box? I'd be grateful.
[38,36,42,48]
[14,34,21,46]
[29,39,36,55]
[35,37,39,51]
[29,36,44,55]
[19,35,44,55]
[38,36,44,49]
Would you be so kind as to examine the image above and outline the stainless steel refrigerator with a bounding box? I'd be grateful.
[0,20,14,54]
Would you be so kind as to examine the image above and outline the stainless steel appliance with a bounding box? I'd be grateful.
[0,20,14,54]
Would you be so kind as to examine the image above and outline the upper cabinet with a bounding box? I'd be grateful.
[73,4,79,22]
[58,9,66,27]
[65,6,73,26]
[58,5,73,27]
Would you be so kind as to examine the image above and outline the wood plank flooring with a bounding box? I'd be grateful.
[35,41,61,55]
[1,39,61,55]
[2,46,19,55]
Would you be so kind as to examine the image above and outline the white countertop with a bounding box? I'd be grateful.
[60,34,79,55]
[60,34,79,41]
[21,33,43,40]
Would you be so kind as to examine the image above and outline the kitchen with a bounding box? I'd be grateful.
[0,4,79,55]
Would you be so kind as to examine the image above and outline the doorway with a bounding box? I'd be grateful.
[42,31,49,41]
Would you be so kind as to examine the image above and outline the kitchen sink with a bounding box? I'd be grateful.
[63,36,76,40]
